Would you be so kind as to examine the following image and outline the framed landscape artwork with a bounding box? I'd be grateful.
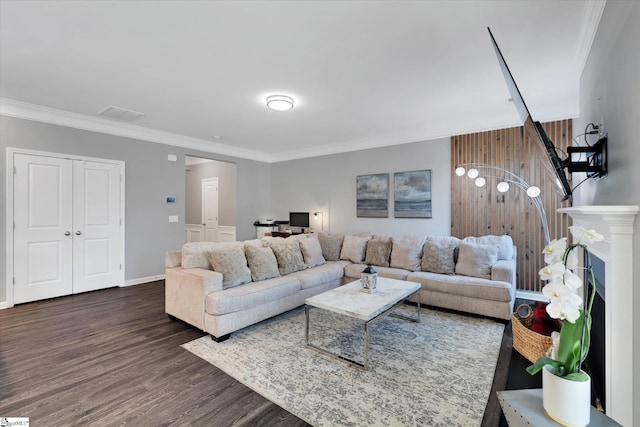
[356,173,389,218]
[394,170,432,218]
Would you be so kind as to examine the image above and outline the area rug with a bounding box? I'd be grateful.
[182,306,504,427]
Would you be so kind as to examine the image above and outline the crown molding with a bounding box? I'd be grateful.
[575,0,607,78]
[0,98,272,163]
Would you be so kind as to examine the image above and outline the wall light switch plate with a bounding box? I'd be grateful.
[169,215,179,223]
[167,154,177,162]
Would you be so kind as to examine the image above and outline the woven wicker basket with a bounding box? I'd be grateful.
[511,304,553,363]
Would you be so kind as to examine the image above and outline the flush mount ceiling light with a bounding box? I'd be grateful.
[266,94,294,111]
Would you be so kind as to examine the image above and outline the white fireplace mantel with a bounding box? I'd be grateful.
[558,205,638,426]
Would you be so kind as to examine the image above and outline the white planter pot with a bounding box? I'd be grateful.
[542,365,591,426]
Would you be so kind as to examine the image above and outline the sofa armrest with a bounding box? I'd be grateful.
[165,267,223,330]
[491,258,516,287]
[165,250,182,268]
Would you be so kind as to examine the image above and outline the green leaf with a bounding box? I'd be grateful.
[526,356,563,376]
[557,310,586,376]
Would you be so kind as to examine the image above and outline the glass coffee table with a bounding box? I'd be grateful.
[304,277,421,370]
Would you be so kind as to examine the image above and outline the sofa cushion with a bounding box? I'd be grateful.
[318,232,345,261]
[244,244,280,282]
[269,238,306,275]
[407,271,513,302]
[340,234,372,263]
[364,236,392,267]
[205,276,301,316]
[463,235,514,260]
[390,234,426,271]
[298,235,326,268]
[422,239,458,275]
[206,247,251,289]
[182,241,243,269]
[454,242,500,279]
[288,262,345,290]
[344,263,411,281]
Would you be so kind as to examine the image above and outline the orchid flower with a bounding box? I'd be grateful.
[546,299,582,323]
[543,238,567,264]
[569,226,604,245]
[539,261,565,281]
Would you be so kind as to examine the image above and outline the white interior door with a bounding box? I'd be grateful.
[72,160,122,293]
[13,154,74,304]
[202,177,219,242]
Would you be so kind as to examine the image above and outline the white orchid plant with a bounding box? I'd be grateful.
[526,226,603,381]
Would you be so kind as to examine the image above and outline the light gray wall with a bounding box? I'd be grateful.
[185,159,237,226]
[573,2,639,426]
[270,138,451,236]
[0,116,271,304]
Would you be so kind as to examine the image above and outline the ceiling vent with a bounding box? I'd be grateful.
[98,105,145,121]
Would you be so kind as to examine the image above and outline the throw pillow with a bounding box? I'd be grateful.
[206,246,251,289]
[390,234,427,271]
[463,235,514,260]
[454,241,500,280]
[421,239,458,274]
[244,244,280,282]
[340,234,372,263]
[299,235,326,268]
[317,232,345,261]
[364,236,392,267]
[182,241,243,269]
[269,239,306,275]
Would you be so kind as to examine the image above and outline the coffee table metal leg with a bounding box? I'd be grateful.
[364,321,370,370]
[305,305,310,345]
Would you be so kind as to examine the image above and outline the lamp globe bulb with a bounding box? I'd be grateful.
[467,168,479,179]
[474,177,486,187]
[526,186,541,198]
[455,167,466,176]
[497,181,510,193]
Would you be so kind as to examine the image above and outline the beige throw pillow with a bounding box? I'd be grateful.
[299,235,326,268]
[318,233,345,261]
[463,235,514,260]
[364,237,392,267]
[422,239,458,274]
[182,241,243,269]
[390,235,427,271]
[340,234,372,263]
[244,244,280,282]
[269,239,306,275]
[454,241,500,279]
[206,246,251,289]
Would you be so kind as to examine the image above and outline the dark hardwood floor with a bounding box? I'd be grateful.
[0,281,531,426]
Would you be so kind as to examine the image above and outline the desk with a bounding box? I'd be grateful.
[497,389,621,427]
[269,231,305,238]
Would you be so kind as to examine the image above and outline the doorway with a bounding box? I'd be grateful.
[185,156,237,243]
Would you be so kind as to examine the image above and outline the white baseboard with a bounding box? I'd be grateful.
[0,301,9,310]
[122,274,165,287]
[515,290,547,302]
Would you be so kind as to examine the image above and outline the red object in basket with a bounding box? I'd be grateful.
[530,301,561,336]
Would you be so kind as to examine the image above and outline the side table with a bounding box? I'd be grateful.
[497,389,621,427]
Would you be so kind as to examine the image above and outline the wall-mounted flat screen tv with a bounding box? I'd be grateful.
[488,27,573,201]
[289,212,310,228]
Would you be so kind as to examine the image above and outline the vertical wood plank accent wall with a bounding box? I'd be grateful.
[451,120,572,293]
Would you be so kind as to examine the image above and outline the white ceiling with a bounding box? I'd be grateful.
[0,1,604,163]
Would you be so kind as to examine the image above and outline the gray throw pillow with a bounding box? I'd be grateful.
[364,237,392,267]
[244,244,280,282]
[463,235,514,260]
[422,240,458,274]
[299,235,326,268]
[206,247,251,289]
[317,232,345,261]
[454,241,499,279]
[269,239,306,275]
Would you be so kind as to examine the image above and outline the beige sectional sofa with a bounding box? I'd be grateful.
[165,232,516,341]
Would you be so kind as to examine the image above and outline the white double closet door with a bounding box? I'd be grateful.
[12,152,123,304]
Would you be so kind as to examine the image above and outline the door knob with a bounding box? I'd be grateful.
[64,231,71,236]
[75,231,82,235]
